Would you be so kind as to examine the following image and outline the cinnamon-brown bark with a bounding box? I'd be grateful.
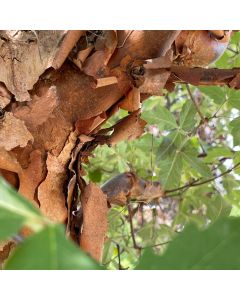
[0,30,239,259]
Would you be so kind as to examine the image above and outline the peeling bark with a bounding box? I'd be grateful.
[0,112,33,151]
[0,30,238,259]
[0,30,67,101]
[104,110,147,146]
[80,183,108,262]
[170,66,240,87]
[38,130,78,222]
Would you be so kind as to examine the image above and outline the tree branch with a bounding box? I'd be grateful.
[141,240,171,249]
[127,200,142,251]
[165,162,240,194]
[170,66,240,88]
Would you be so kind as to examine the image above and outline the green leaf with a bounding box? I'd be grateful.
[137,222,174,247]
[214,52,231,69]
[204,146,233,163]
[232,129,240,147]
[117,158,127,173]
[88,169,102,183]
[157,136,176,160]
[5,224,102,270]
[137,221,157,245]
[229,117,240,146]
[227,89,240,110]
[206,195,231,222]
[179,101,197,131]
[182,153,211,177]
[0,207,24,241]
[231,205,240,217]
[199,86,226,105]
[157,131,185,160]
[136,217,240,269]
[230,32,240,44]
[229,116,240,128]
[143,105,178,130]
[181,147,211,177]
[102,239,115,265]
[158,134,189,189]
[159,151,183,190]
[0,178,45,236]
[233,152,240,175]
[178,186,231,227]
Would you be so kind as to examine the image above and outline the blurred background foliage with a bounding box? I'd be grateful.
[83,32,240,269]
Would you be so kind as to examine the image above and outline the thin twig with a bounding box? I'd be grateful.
[165,94,171,109]
[169,159,230,199]
[102,247,125,266]
[211,99,228,119]
[165,162,240,194]
[150,133,154,184]
[165,94,179,109]
[116,243,123,270]
[227,47,239,55]
[198,140,207,157]
[127,200,142,250]
[139,204,144,226]
[141,240,171,249]
[186,84,205,123]
[108,207,127,222]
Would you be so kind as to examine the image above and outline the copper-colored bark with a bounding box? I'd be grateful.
[119,87,141,112]
[80,183,108,262]
[0,112,33,151]
[52,30,85,69]
[174,30,231,67]
[38,131,78,222]
[108,30,180,68]
[18,150,44,205]
[106,110,147,146]
[170,66,240,86]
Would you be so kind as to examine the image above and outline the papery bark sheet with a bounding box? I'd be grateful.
[80,183,108,262]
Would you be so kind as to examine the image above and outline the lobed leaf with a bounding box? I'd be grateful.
[136,217,240,269]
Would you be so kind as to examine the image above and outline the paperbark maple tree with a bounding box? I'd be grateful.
[0,30,239,263]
